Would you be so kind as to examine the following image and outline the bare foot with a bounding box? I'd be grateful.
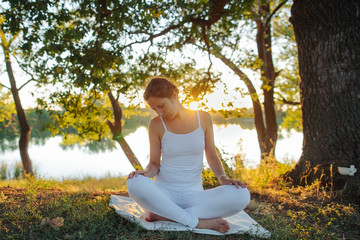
[145,212,175,222]
[196,218,230,233]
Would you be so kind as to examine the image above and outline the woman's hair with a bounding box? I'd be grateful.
[143,77,179,100]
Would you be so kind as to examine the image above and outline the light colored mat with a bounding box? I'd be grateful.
[109,195,271,238]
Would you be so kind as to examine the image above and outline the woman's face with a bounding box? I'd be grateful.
[146,94,179,120]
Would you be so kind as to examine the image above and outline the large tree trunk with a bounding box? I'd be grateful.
[4,49,34,177]
[284,0,360,199]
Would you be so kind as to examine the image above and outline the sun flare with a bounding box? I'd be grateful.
[188,101,199,110]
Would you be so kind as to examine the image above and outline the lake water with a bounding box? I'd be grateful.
[1,124,303,180]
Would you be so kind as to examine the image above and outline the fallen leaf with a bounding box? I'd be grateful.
[40,217,64,229]
[40,217,50,226]
[49,217,64,229]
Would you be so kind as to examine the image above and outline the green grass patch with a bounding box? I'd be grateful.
[0,171,359,239]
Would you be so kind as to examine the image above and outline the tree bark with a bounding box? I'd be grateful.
[255,2,278,161]
[211,47,274,164]
[284,0,360,199]
[3,49,34,177]
[106,91,143,170]
[213,1,280,164]
[188,0,281,164]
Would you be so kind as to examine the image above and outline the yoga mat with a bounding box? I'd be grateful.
[109,195,271,238]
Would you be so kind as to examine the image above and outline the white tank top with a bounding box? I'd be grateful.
[154,111,205,192]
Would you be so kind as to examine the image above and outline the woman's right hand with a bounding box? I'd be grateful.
[128,170,147,179]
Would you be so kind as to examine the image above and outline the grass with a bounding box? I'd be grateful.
[0,164,359,240]
[0,161,23,180]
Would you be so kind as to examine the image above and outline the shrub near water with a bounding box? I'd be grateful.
[202,154,293,190]
[0,161,24,180]
[235,161,293,189]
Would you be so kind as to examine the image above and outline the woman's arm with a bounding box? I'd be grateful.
[202,112,226,177]
[128,118,161,178]
[202,111,246,188]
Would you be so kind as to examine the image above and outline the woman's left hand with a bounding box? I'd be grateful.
[219,176,246,189]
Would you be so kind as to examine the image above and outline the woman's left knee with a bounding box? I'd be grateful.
[230,187,251,210]
[241,188,251,206]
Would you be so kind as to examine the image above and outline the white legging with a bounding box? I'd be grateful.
[127,175,251,228]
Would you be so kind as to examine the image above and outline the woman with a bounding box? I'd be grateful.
[127,77,250,233]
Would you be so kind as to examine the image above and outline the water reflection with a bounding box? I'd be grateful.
[0,115,303,179]
[211,115,255,130]
[0,127,19,152]
[60,137,117,153]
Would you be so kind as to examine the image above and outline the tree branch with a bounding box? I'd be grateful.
[265,0,288,26]
[280,98,300,105]
[190,0,227,27]
[107,90,122,124]
[18,79,36,91]
[120,23,185,51]
[0,28,8,48]
[281,98,300,105]
[13,54,39,91]
[120,0,227,53]
[0,82,11,90]
[275,92,300,105]
[8,30,21,46]
[199,24,215,84]
[209,0,227,25]
[123,0,227,51]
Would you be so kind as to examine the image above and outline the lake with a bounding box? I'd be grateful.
[1,123,303,180]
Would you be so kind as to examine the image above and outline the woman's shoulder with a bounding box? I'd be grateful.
[149,116,166,133]
[198,110,212,122]
[198,110,212,130]
[149,116,162,128]
[148,116,165,141]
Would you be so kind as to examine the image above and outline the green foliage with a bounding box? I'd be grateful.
[202,158,234,189]
[13,162,23,179]
[124,53,222,105]
[0,107,151,153]
[272,2,300,110]
[37,90,113,145]
[0,89,15,125]
[2,0,300,153]
[137,0,301,161]
[14,0,225,144]
[0,88,18,151]
[202,147,238,189]
[280,107,302,132]
[233,155,294,189]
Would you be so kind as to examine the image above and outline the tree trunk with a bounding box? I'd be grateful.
[106,91,143,170]
[255,2,278,161]
[3,49,34,177]
[212,47,275,163]
[284,0,360,199]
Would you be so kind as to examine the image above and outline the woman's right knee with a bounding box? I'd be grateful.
[127,175,152,196]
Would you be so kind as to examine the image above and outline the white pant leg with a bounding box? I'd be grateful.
[127,175,199,228]
[184,185,250,219]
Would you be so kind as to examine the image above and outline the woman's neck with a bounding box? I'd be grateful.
[174,105,193,121]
